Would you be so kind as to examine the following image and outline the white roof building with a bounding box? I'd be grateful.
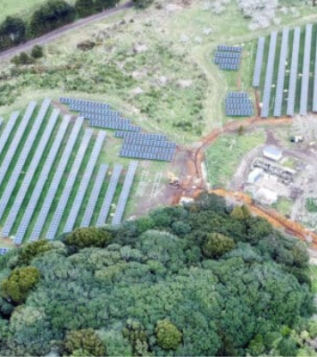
[255,187,278,205]
[247,168,263,184]
[263,146,282,161]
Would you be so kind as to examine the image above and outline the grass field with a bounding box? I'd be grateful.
[205,130,266,188]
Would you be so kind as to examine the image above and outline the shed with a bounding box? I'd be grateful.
[263,146,282,161]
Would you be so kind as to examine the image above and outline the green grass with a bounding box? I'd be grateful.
[205,130,266,188]
[310,265,317,294]
[272,197,293,217]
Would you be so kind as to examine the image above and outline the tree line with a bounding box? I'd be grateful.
[0,193,315,356]
[0,0,150,53]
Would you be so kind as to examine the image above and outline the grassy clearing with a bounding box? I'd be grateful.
[205,130,266,188]
[272,197,293,217]
[310,265,317,294]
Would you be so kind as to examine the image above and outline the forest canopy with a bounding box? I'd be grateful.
[0,193,315,356]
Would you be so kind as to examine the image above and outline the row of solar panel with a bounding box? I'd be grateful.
[82,112,129,122]
[219,64,240,71]
[115,131,167,141]
[89,120,141,132]
[60,97,110,110]
[121,144,175,155]
[123,138,177,148]
[252,37,265,88]
[226,110,253,116]
[227,92,249,98]
[120,150,174,162]
[69,105,114,115]
[215,51,241,59]
[217,45,242,52]
[215,58,240,65]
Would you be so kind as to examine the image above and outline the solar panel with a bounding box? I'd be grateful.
[273,28,289,117]
[63,131,106,233]
[313,35,317,112]
[261,32,277,118]
[0,111,19,158]
[14,116,70,244]
[30,117,84,241]
[112,161,138,226]
[252,37,265,88]
[96,164,123,227]
[81,164,109,228]
[46,129,93,240]
[3,109,60,239]
[299,24,312,116]
[287,27,301,116]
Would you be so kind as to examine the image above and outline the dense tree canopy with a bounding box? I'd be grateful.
[0,193,314,356]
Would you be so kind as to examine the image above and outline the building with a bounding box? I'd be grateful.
[263,146,283,161]
[247,168,263,184]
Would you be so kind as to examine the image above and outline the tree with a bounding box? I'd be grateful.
[18,240,53,266]
[31,45,44,59]
[1,266,40,304]
[0,16,26,50]
[75,0,95,17]
[64,329,106,356]
[64,227,113,249]
[155,320,182,351]
[230,205,245,220]
[238,125,244,136]
[132,0,154,9]
[30,0,76,37]
[202,232,235,259]
[94,0,118,11]
[122,319,149,356]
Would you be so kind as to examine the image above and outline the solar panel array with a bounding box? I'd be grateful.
[273,28,289,117]
[96,164,123,227]
[81,164,109,228]
[0,98,138,244]
[3,109,60,239]
[261,31,277,118]
[112,161,138,226]
[63,131,106,233]
[46,129,93,240]
[299,24,313,116]
[287,27,301,116]
[60,97,142,132]
[14,117,70,244]
[252,37,266,88]
[30,117,84,241]
[214,45,242,71]
[225,92,253,117]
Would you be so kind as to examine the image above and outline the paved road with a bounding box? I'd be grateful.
[0,1,133,61]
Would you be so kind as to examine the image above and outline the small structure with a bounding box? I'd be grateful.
[255,187,278,205]
[247,168,262,184]
[263,146,282,162]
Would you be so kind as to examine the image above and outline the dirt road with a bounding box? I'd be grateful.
[0,1,133,62]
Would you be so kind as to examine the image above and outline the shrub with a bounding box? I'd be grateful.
[75,0,95,17]
[64,227,113,249]
[31,45,44,59]
[156,320,182,351]
[1,266,41,304]
[64,329,106,356]
[202,232,236,259]
[18,240,53,266]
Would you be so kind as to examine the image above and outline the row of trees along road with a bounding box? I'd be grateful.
[0,0,150,53]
